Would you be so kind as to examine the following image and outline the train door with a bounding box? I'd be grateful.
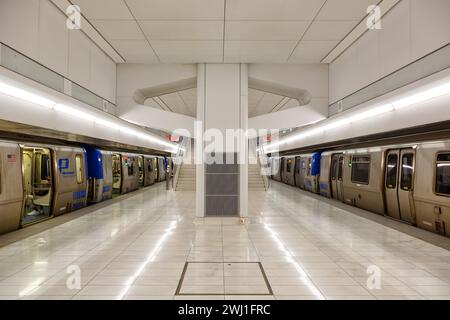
[21,146,53,225]
[384,148,415,223]
[112,154,122,194]
[298,157,307,189]
[138,156,144,186]
[330,154,344,201]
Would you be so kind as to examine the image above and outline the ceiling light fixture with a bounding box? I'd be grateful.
[54,103,97,121]
[392,81,450,109]
[0,80,178,153]
[0,81,55,108]
[263,79,450,153]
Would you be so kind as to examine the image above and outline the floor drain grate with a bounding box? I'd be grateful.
[175,262,273,296]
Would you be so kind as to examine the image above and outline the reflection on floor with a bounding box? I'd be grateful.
[0,182,450,300]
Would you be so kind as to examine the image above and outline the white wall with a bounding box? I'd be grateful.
[273,68,450,152]
[116,63,196,112]
[330,0,450,103]
[0,0,116,103]
[0,66,176,153]
[249,64,329,115]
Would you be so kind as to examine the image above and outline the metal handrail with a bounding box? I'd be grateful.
[172,138,190,190]
[257,152,271,191]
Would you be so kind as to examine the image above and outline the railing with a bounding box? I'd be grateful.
[172,138,190,191]
[257,152,271,191]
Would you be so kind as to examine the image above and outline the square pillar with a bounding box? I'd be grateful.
[196,63,248,218]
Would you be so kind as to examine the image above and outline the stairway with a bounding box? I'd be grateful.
[175,164,196,191]
[248,164,266,191]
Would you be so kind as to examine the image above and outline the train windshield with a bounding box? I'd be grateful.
[21,147,53,225]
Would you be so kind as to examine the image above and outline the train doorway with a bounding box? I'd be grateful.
[330,154,344,202]
[21,146,53,225]
[112,154,122,195]
[384,148,416,223]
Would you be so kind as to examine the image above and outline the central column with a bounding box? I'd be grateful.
[196,63,248,218]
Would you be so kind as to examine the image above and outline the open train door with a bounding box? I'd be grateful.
[384,148,416,223]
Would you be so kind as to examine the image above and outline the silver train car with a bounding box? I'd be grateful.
[273,139,450,238]
[0,141,88,233]
[138,155,157,187]
[0,140,167,235]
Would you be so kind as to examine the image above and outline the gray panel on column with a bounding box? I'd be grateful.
[205,153,239,217]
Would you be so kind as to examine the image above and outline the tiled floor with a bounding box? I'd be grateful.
[1,181,450,300]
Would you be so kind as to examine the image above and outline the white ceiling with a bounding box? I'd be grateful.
[71,0,379,63]
[143,87,299,118]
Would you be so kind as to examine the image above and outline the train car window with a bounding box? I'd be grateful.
[75,154,83,184]
[400,154,413,190]
[40,154,50,180]
[330,157,336,180]
[286,159,292,173]
[436,153,450,196]
[307,158,312,176]
[351,155,370,184]
[338,157,343,180]
[386,154,398,188]
[127,158,134,176]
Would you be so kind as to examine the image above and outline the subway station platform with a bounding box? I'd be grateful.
[1,182,450,300]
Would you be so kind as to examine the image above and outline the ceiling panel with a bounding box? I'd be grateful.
[316,0,377,21]
[139,20,223,40]
[302,20,358,41]
[159,93,187,113]
[144,98,164,110]
[279,98,299,110]
[72,0,133,20]
[250,92,286,117]
[226,0,326,20]
[151,40,223,63]
[91,20,144,40]
[224,41,297,63]
[249,88,265,106]
[125,0,225,20]
[109,39,159,63]
[288,40,337,63]
[178,88,197,112]
[225,21,309,41]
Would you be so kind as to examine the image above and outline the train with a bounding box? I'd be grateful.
[0,139,172,234]
[270,139,450,238]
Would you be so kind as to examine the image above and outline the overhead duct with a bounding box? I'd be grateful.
[133,77,197,104]
[133,76,311,107]
[248,77,312,106]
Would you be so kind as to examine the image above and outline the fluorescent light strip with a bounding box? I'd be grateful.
[264,80,450,153]
[392,81,450,109]
[54,103,96,122]
[0,80,178,152]
[0,81,55,108]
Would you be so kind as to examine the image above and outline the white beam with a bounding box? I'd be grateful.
[248,105,327,132]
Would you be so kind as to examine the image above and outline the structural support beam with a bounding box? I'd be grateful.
[196,63,248,218]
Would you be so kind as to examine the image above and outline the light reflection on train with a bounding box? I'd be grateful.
[0,140,172,234]
[270,140,450,238]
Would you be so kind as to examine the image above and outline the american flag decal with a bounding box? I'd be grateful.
[7,154,16,162]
